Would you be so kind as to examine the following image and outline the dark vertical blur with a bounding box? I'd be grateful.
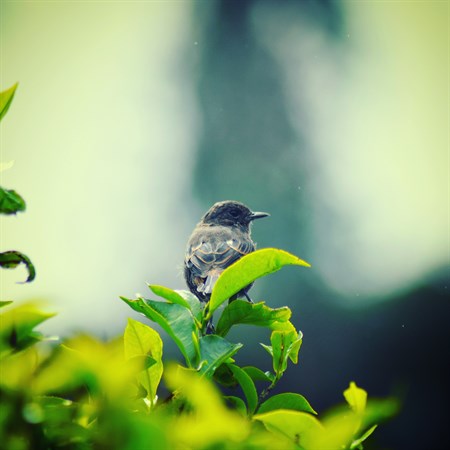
[191,1,449,449]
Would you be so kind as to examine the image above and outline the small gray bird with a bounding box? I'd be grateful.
[184,200,269,302]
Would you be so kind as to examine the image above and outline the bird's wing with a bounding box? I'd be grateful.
[185,228,254,294]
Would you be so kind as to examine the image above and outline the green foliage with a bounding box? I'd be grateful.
[1,248,398,449]
[1,89,397,447]
[0,83,36,283]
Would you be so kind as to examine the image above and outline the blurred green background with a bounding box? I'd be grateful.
[1,1,448,448]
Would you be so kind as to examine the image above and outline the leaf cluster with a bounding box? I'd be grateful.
[0,83,398,449]
[0,83,35,282]
[1,250,398,449]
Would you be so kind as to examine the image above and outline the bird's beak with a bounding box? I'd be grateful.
[250,211,270,220]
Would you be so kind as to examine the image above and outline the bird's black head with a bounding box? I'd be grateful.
[201,200,269,230]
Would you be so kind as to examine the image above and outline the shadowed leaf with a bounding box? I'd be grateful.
[0,251,36,282]
[227,363,258,415]
[0,188,26,215]
[198,335,242,377]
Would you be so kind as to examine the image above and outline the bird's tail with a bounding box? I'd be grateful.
[197,269,222,295]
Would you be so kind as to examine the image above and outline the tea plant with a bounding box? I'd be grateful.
[0,84,398,450]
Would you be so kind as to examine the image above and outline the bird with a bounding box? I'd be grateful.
[184,200,269,303]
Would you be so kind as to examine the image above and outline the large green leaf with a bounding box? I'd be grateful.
[198,335,242,377]
[120,296,198,367]
[0,83,18,121]
[0,250,36,282]
[258,393,317,415]
[0,187,26,215]
[216,300,295,336]
[208,248,310,316]
[227,363,258,415]
[124,318,163,406]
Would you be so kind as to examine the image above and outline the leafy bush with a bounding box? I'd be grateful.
[0,85,398,450]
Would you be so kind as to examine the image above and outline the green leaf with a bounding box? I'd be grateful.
[124,318,163,406]
[227,363,258,415]
[208,248,311,315]
[148,284,191,309]
[0,83,18,121]
[176,290,203,322]
[270,330,303,377]
[216,300,295,336]
[0,303,55,356]
[0,251,36,282]
[120,296,198,367]
[253,409,323,448]
[164,364,250,447]
[258,393,317,415]
[0,187,26,215]
[351,424,378,449]
[224,396,247,416]
[242,366,275,383]
[198,335,242,377]
[0,301,13,309]
[344,381,367,415]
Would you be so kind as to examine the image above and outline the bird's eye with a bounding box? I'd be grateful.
[229,209,240,218]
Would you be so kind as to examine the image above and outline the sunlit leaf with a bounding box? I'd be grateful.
[165,364,249,448]
[258,393,317,415]
[0,82,18,121]
[0,346,39,390]
[0,303,55,355]
[227,363,258,415]
[124,318,163,406]
[344,381,367,415]
[148,284,190,309]
[208,248,311,315]
[121,296,198,367]
[198,335,242,377]
[253,409,323,448]
[216,300,295,336]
